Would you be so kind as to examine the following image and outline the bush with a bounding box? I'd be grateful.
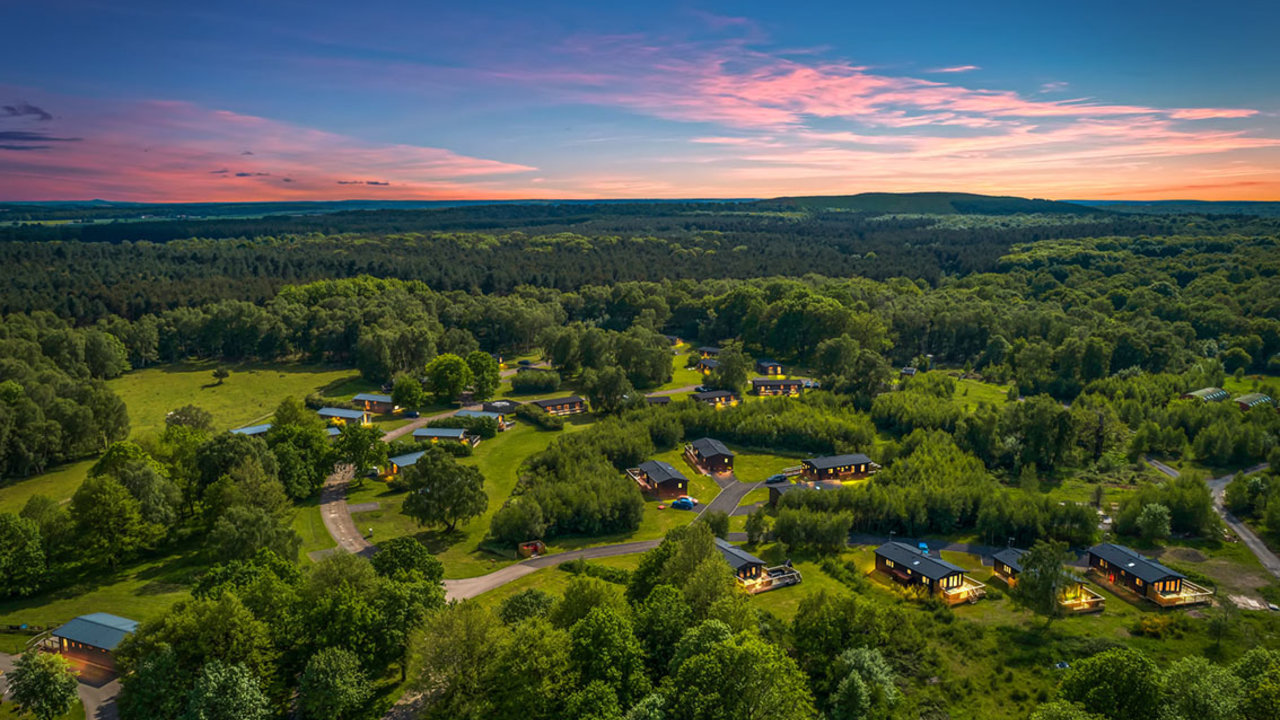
[1131,614,1189,638]
[559,558,633,585]
[516,404,564,431]
[429,415,499,439]
[510,369,561,394]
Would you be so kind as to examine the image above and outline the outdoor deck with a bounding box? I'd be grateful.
[1059,583,1106,614]
[738,565,803,594]
[941,578,987,605]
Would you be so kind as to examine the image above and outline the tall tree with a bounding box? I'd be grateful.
[424,353,473,403]
[7,650,79,720]
[1010,540,1074,626]
[334,424,387,482]
[1058,648,1161,720]
[465,351,501,402]
[400,448,488,532]
[582,366,636,415]
[182,660,269,720]
[0,512,45,597]
[299,647,371,720]
[70,474,149,568]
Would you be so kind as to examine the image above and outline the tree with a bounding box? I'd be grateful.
[84,330,130,379]
[334,424,387,481]
[1010,540,1074,626]
[267,423,332,499]
[391,373,425,409]
[1030,702,1106,720]
[1232,647,1280,720]
[1160,656,1242,720]
[1137,503,1172,543]
[569,606,649,706]
[831,647,900,720]
[212,367,230,385]
[745,506,772,544]
[182,660,268,720]
[551,576,630,629]
[0,512,45,597]
[371,536,445,585]
[166,404,214,432]
[564,680,623,720]
[701,510,729,539]
[209,505,303,563]
[424,353,473,403]
[299,647,371,720]
[581,366,636,415]
[193,433,278,498]
[401,447,488,532]
[7,650,79,720]
[707,343,749,393]
[70,474,149,568]
[489,497,546,545]
[466,351,501,402]
[634,584,690,675]
[498,588,555,625]
[666,629,817,720]
[1058,647,1161,720]
[486,619,572,720]
[414,602,504,719]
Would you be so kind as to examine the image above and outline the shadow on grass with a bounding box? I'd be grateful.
[410,528,469,554]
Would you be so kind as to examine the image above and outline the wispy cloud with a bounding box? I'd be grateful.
[928,65,980,73]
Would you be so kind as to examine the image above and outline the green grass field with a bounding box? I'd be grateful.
[0,700,85,720]
[952,375,1013,411]
[472,554,644,611]
[108,361,363,437]
[727,449,805,482]
[0,460,92,513]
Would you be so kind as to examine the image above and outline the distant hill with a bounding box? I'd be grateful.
[1069,200,1280,217]
[759,192,1107,215]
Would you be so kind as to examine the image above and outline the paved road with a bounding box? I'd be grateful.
[645,384,701,397]
[1144,457,1278,580]
[1,652,119,720]
[499,361,549,378]
[381,407,461,443]
[318,464,374,558]
[699,472,762,518]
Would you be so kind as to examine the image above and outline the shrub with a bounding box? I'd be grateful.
[510,370,561,394]
[516,404,565,431]
[429,415,499,439]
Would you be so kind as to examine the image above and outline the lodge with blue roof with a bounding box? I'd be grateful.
[52,612,139,670]
[383,450,426,477]
[318,407,372,425]
[231,423,272,437]
[413,426,479,446]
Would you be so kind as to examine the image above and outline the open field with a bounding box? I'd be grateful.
[951,375,1013,410]
[108,361,362,437]
[0,460,92,513]
[471,554,644,611]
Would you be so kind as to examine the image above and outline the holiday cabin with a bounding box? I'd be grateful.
[751,377,803,396]
[627,460,689,499]
[874,542,985,605]
[685,437,735,474]
[531,396,587,416]
[318,407,372,426]
[1087,543,1213,607]
[52,613,139,671]
[800,453,877,481]
[353,392,399,414]
[412,427,479,446]
[755,359,783,375]
[230,423,271,437]
[690,389,739,409]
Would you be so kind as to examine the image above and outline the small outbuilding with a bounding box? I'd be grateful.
[383,450,427,477]
[755,359,783,375]
[52,613,139,671]
[1234,392,1274,411]
[646,395,671,406]
[1181,387,1229,403]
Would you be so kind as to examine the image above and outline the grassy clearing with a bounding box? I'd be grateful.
[1222,372,1279,397]
[952,375,1013,411]
[109,361,361,437]
[472,555,645,610]
[293,496,335,562]
[728,448,805,482]
[0,460,92,513]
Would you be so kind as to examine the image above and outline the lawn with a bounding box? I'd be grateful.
[1222,372,1278,397]
[293,496,336,562]
[472,555,644,610]
[952,375,1013,411]
[108,361,362,437]
[727,448,806,482]
[0,460,92,513]
[0,700,85,720]
[0,546,202,630]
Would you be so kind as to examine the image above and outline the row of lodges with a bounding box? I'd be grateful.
[1182,386,1274,411]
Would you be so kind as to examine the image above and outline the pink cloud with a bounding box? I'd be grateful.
[929,65,981,73]
[1170,108,1259,120]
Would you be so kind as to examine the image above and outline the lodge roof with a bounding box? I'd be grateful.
[532,396,584,409]
[690,437,734,459]
[875,541,965,581]
[755,358,781,367]
[318,407,367,420]
[698,346,721,355]
[53,613,139,652]
[691,390,737,402]
[638,460,687,485]
[1088,543,1184,584]
[353,393,394,403]
[1184,387,1229,402]
[413,427,467,439]
[482,400,520,413]
[993,547,1027,573]
[751,377,800,386]
[455,409,501,420]
[697,358,720,369]
[231,423,271,436]
[1235,392,1273,408]
[714,537,765,571]
[388,450,426,468]
[803,454,873,470]
[646,395,671,404]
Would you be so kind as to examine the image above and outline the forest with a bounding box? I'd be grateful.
[0,201,1278,720]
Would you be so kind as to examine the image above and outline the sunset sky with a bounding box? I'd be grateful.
[3,0,1278,202]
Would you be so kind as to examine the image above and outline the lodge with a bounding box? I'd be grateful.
[412,427,479,446]
[800,453,877,481]
[1181,387,1229,403]
[627,459,689,499]
[993,548,1106,613]
[230,423,271,437]
[353,392,399,414]
[697,346,721,358]
[900,367,918,377]
[646,395,671,406]
[318,407,372,426]
[684,437,735,474]
[751,377,803,396]
[1234,392,1274,411]
[755,359,782,375]
[383,450,426,477]
[768,480,843,507]
[1086,543,1213,607]
[690,389,739,409]
[531,396,587,416]
[695,357,719,374]
[713,538,801,594]
[458,408,514,430]
[52,612,138,671]
[482,399,521,420]
[874,542,986,605]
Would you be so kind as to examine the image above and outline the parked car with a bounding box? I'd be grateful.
[403,410,420,418]
[694,385,710,393]
[765,474,788,484]
[518,359,533,366]
[917,542,930,555]
[670,497,698,510]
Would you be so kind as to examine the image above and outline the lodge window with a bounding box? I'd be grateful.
[885,559,895,568]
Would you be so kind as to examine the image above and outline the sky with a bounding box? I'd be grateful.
[2,0,1279,202]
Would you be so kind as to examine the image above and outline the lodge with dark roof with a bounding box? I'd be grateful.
[751,377,803,396]
[992,547,1026,586]
[993,547,1106,613]
[690,389,739,409]
[531,396,587,416]
[1087,543,1213,607]
[874,542,985,605]
[800,453,877,481]
[457,408,513,430]
[755,359,782,375]
[627,460,688,499]
[697,346,721,358]
[695,357,719,374]
[685,437,735,474]
[353,392,399,414]
[646,395,671,406]
[481,400,520,428]
[714,538,801,593]
[768,480,844,507]
[52,613,139,671]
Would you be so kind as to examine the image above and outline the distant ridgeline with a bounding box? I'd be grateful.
[0,194,1215,322]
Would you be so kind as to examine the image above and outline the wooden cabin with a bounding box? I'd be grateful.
[685,437,735,474]
[874,542,985,605]
[353,392,399,414]
[481,400,521,427]
[230,423,271,437]
[690,389,740,409]
[755,359,783,375]
[52,613,138,671]
[383,450,426,477]
[1181,387,1229,403]
[715,537,766,584]
[751,377,803,396]
[900,367,918,377]
[531,396,587,416]
[992,547,1026,586]
[1087,543,1213,607]
[318,407,372,426]
[695,357,719,374]
[627,460,688,499]
[697,346,721,358]
[412,427,479,446]
[800,453,877,481]
[1234,392,1274,411]
[646,395,671,406]
[457,408,512,430]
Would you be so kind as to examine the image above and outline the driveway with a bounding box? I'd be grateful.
[699,472,762,518]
